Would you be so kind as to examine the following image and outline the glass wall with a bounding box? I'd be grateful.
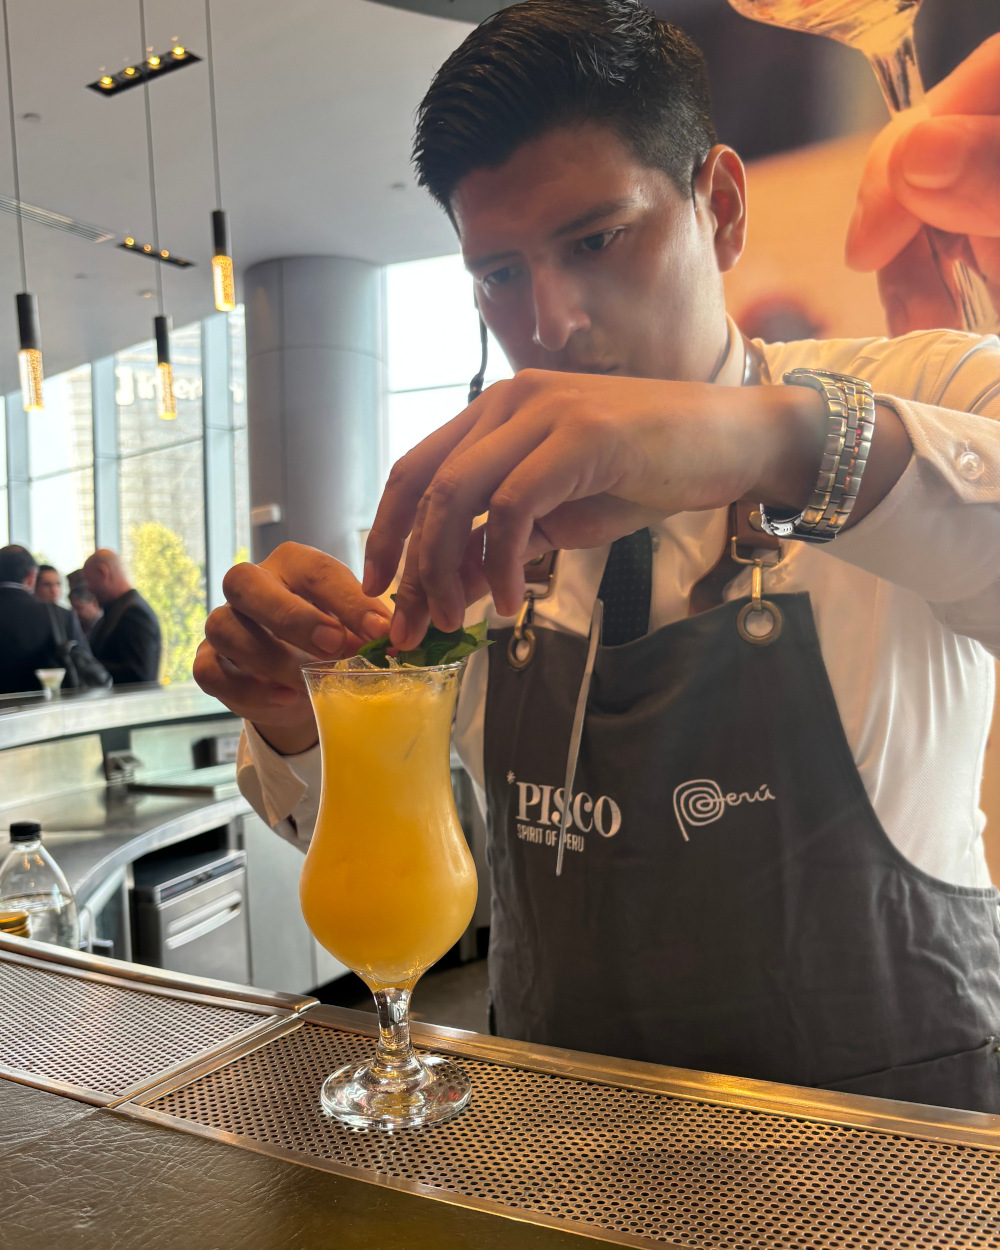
[117,323,207,685]
[384,254,511,477]
[27,367,94,576]
[2,309,249,686]
[0,400,7,547]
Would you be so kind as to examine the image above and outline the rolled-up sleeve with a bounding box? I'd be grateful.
[822,334,1000,655]
[236,722,321,850]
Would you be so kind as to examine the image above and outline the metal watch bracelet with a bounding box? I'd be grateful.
[758,368,877,544]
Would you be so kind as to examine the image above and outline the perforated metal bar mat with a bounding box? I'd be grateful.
[0,954,278,1103]
[141,1019,1000,1249]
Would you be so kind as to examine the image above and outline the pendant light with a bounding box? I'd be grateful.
[138,0,175,419]
[204,0,233,312]
[1,0,42,412]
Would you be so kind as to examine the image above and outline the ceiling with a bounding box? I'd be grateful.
[0,0,474,392]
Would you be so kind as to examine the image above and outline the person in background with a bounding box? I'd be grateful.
[0,545,92,695]
[33,564,63,605]
[82,549,162,686]
[68,582,103,638]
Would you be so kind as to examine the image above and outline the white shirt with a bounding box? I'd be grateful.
[238,320,1000,888]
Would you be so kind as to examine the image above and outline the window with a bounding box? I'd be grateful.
[229,306,250,564]
[27,366,94,577]
[385,254,511,474]
[117,322,206,684]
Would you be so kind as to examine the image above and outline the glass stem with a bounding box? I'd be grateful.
[867,32,924,116]
[370,986,423,1086]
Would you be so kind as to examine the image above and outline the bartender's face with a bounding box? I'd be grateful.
[453,123,746,384]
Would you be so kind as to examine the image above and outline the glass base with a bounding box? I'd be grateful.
[320,1052,472,1130]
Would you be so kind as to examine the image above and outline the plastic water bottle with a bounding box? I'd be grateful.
[0,820,80,949]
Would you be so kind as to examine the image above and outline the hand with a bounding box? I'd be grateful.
[193,543,392,754]
[846,33,1000,335]
[363,369,827,650]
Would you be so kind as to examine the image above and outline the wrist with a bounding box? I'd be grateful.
[252,716,319,757]
[744,384,829,512]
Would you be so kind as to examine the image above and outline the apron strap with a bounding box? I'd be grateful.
[555,595,604,877]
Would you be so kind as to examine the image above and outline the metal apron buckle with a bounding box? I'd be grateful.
[731,537,784,646]
[507,592,537,670]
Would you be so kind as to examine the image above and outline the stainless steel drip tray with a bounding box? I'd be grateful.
[115,1004,1000,1249]
[0,934,313,1106]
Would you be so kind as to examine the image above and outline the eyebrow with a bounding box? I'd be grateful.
[465,196,639,272]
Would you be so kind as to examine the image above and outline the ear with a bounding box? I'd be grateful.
[693,144,747,274]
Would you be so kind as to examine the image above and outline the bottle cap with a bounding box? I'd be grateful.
[9,820,42,843]
[0,909,30,937]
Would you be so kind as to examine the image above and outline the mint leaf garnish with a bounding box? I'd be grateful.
[357,618,491,669]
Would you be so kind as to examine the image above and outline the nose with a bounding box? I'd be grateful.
[531,266,590,354]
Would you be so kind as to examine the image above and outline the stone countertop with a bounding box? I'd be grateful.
[0,783,251,903]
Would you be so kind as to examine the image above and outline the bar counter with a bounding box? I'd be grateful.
[2,934,999,1249]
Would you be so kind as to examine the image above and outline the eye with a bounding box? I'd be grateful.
[577,229,620,254]
[481,264,516,294]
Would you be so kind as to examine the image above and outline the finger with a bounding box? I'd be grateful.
[193,640,300,718]
[224,545,390,655]
[482,431,603,614]
[845,109,925,272]
[204,606,312,689]
[888,116,1000,239]
[876,230,963,336]
[388,524,492,651]
[412,405,559,633]
[364,400,489,595]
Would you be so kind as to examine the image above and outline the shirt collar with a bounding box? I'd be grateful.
[712,314,747,388]
[0,581,30,592]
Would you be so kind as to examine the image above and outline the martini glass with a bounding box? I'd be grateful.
[299,657,478,1130]
[727,0,995,332]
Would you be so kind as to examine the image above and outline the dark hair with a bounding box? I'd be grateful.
[0,544,37,584]
[413,0,716,211]
[37,564,58,578]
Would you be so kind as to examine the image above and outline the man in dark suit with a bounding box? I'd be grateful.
[82,549,162,686]
[0,545,104,695]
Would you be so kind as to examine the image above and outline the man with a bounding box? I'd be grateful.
[0,545,96,695]
[83,549,162,686]
[34,564,63,604]
[196,3,1000,1111]
[67,578,103,639]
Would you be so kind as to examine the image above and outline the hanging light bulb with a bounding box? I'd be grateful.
[2,0,43,412]
[16,292,42,411]
[154,314,175,420]
[205,0,235,312]
[211,209,234,312]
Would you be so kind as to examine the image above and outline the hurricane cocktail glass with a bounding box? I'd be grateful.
[300,657,478,1130]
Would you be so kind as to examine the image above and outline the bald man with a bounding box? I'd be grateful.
[83,549,162,686]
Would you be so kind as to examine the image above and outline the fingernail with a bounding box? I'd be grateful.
[311,623,343,655]
[362,610,390,640]
[362,559,376,595]
[902,120,966,189]
[389,605,408,647]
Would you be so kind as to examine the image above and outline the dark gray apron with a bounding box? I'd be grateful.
[483,591,1000,1113]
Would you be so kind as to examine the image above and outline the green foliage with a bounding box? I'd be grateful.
[129,521,206,685]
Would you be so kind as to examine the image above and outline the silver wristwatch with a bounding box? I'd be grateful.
[758,368,876,544]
